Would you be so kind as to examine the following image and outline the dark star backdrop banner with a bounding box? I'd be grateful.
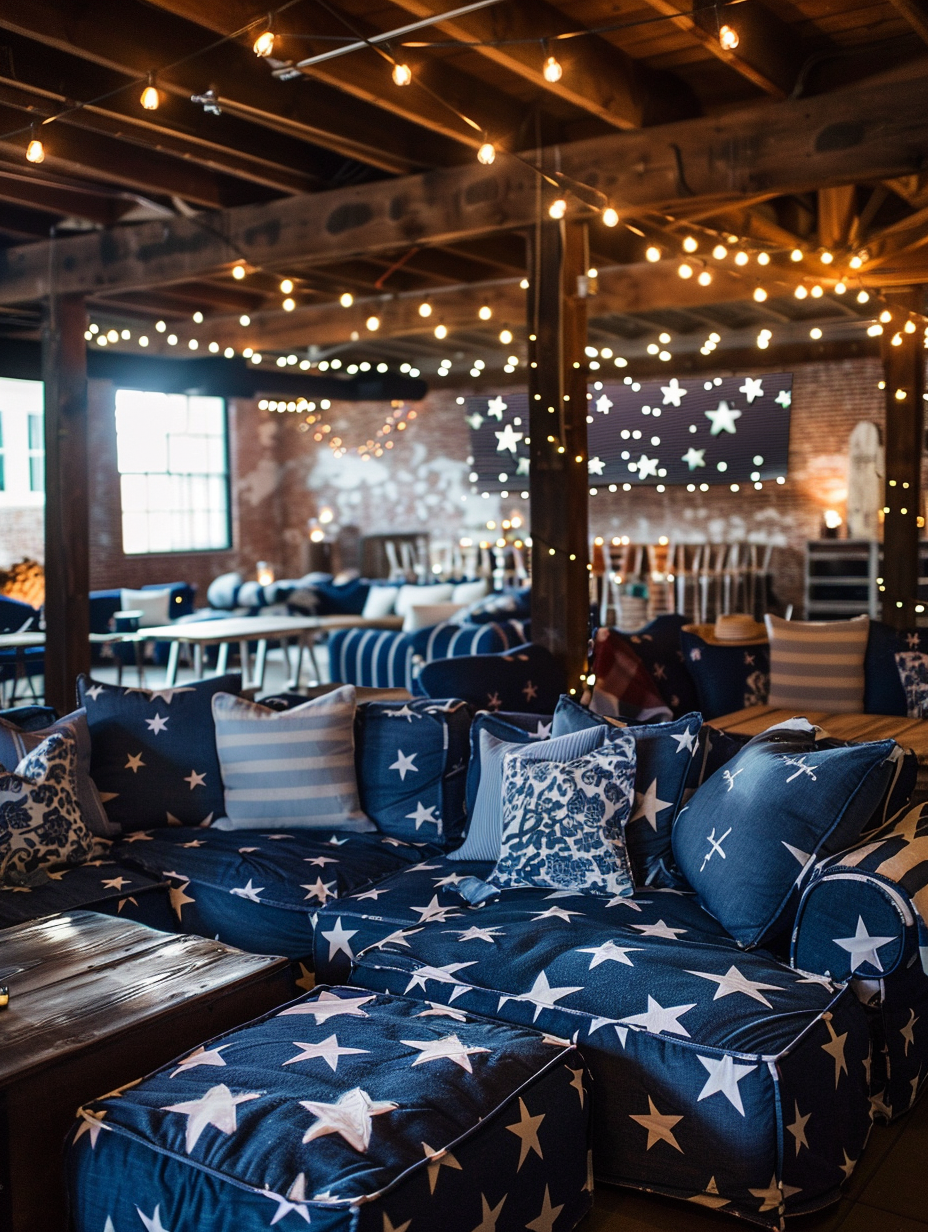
[466,373,793,492]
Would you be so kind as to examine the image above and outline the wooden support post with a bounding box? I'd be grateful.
[42,294,90,713]
[880,286,926,629]
[527,217,590,690]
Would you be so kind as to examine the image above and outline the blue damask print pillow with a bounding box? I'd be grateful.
[895,651,928,718]
[489,736,637,897]
[0,732,94,885]
[672,723,901,947]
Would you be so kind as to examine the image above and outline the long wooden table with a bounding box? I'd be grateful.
[0,911,290,1232]
[135,613,404,689]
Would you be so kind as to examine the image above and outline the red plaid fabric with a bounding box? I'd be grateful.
[587,628,673,723]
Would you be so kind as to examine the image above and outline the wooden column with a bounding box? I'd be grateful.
[527,217,590,690]
[42,294,90,713]
[880,286,926,628]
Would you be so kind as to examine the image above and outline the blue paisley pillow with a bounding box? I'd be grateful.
[490,736,637,897]
[0,732,93,886]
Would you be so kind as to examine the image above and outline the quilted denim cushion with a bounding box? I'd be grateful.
[355,698,471,846]
[78,673,241,832]
[678,629,769,720]
[672,722,901,947]
[552,696,701,888]
[67,987,592,1232]
[418,644,565,714]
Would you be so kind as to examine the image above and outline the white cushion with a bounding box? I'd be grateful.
[362,585,399,619]
[394,583,454,618]
[120,588,172,629]
[402,602,465,633]
[452,578,489,606]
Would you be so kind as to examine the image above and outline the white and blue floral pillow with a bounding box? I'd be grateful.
[489,735,637,897]
[896,651,928,719]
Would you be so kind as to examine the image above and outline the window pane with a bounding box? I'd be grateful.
[0,455,5,492]
[29,455,43,492]
[27,414,42,451]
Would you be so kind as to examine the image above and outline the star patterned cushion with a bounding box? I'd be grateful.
[552,697,702,888]
[78,673,241,832]
[354,698,471,846]
[66,986,592,1232]
[417,643,566,715]
[454,724,608,864]
[863,620,923,715]
[212,687,372,832]
[490,738,637,898]
[0,732,94,885]
[678,629,769,720]
[672,722,901,948]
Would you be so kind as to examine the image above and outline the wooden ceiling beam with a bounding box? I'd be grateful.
[888,0,928,48]
[0,170,129,226]
[384,0,698,128]
[0,0,457,174]
[3,71,928,305]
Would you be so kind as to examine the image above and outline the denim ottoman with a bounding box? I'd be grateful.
[66,985,592,1232]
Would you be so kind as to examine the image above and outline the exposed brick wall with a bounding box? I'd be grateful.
[0,359,902,614]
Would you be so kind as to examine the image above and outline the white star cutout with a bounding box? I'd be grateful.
[452,925,504,943]
[531,906,583,923]
[705,400,741,435]
[266,1174,310,1226]
[516,456,531,475]
[787,1100,811,1154]
[660,378,687,407]
[301,878,336,903]
[229,879,263,902]
[636,453,659,480]
[284,1035,369,1072]
[671,726,697,754]
[822,1015,848,1084]
[170,1045,228,1078]
[587,456,605,475]
[146,713,169,735]
[630,919,687,940]
[487,396,507,420]
[84,684,105,701]
[404,961,476,996]
[775,389,791,409]
[386,705,420,722]
[595,393,613,414]
[833,916,895,972]
[902,1009,918,1056]
[410,895,461,923]
[739,377,764,403]
[136,1206,171,1232]
[630,779,674,830]
[696,1054,757,1115]
[100,876,130,891]
[405,801,439,830]
[620,995,695,1037]
[495,423,523,454]
[506,1097,544,1168]
[526,1186,563,1232]
[277,991,374,1023]
[304,856,338,867]
[300,1087,397,1153]
[685,965,784,1009]
[466,412,484,430]
[630,1096,683,1152]
[161,1083,260,1153]
[401,1033,490,1072]
[389,750,418,781]
[577,940,642,969]
[681,447,705,470]
[502,969,583,1021]
[471,1194,507,1231]
[749,1176,784,1213]
[320,917,357,961]
[184,770,206,790]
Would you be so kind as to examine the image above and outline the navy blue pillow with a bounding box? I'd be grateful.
[464,710,552,819]
[354,697,471,847]
[418,643,566,714]
[864,621,920,716]
[623,614,699,718]
[77,673,241,832]
[672,724,900,948]
[0,705,59,732]
[313,577,371,616]
[552,695,701,887]
[679,629,770,720]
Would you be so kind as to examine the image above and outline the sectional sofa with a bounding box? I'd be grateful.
[3,675,928,1232]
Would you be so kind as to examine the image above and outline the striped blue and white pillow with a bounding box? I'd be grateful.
[450,724,607,861]
[211,686,373,831]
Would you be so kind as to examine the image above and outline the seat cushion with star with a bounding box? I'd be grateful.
[0,857,173,932]
[66,985,592,1232]
[793,800,928,1121]
[350,891,873,1228]
[114,827,437,963]
[77,673,242,833]
[417,644,566,715]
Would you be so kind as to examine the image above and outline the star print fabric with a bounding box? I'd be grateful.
[417,644,566,715]
[490,738,637,897]
[677,631,770,720]
[78,674,241,832]
[672,723,900,947]
[353,890,871,1229]
[354,698,471,846]
[66,986,592,1232]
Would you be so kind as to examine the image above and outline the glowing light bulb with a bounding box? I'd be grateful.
[418,302,432,318]
[790,248,803,262]
[810,327,822,339]
[280,279,294,294]
[645,246,661,263]
[857,290,870,304]
[677,262,693,279]
[698,270,713,286]
[892,332,903,346]
[155,320,166,333]
[366,315,380,331]
[849,255,863,269]
[478,305,492,320]
[339,292,353,308]
[542,54,562,82]
[905,319,917,333]
[499,328,513,344]
[820,250,833,264]
[232,264,246,280]
[734,251,749,266]
[602,207,619,227]
[682,235,698,253]
[192,311,203,323]
[879,309,892,323]
[719,23,739,50]
[794,285,808,299]
[282,297,295,312]
[253,30,274,57]
[434,323,447,339]
[391,62,412,86]
[712,244,727,260]
[140,84,159,110]
[548,198,567,220]
[239,314,251,326]
[867,324,883,337]
[834,282,847,294]
[477,141,496,165]
[753,287,767,302]
[757,251,770,266]
[25,135,44,163]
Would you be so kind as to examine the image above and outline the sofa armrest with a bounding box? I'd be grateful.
[791,803,928,982]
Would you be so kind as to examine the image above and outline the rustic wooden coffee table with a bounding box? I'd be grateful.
[0,911,291,1232]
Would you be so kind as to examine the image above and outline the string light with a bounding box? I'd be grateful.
[366,315,380,331]
[753,287,767,302]
[239,313,251,326]
[757,251,770,266]
[232,264,246,280]
[25,130,44,163]
[339,292,354,307]
[697,270,712,285]
[718,23,739,49]
[542,54,563,83]
[849,255,863,269]
[140,76,159,110]
[478,305,492,320]
[602,207,619,227]
[905,319,917,333]
[682,236,698,253]
[499,328,513,344]
[857,290,870,304]
[391,62,412,86]
[477,140,496,165]
[810,284,823,297]
[434,323,447,339]
[712,244,727,260]
[192,311,204,323]
[810,327,822,339]
[677,262,693,279]
[282,297,295,311]
[418,301,432,317]
[794,285,808,299]
[820,251,833,264]
[549,198,567,219]
[645,246,661,262]
[790,248,803,262]
[253,29,275,57]
[835,282,847,294]
[155,320,166,332]
[879,309,892,323]
[280,278,293,294]
[734,251,749,266]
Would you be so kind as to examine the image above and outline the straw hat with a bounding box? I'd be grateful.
[683,613,768,646]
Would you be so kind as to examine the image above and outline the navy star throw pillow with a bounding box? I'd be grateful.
[78,674,241,832]
[672,722,901,948]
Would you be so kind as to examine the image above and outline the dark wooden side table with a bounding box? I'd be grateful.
[0,911,291,1232]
